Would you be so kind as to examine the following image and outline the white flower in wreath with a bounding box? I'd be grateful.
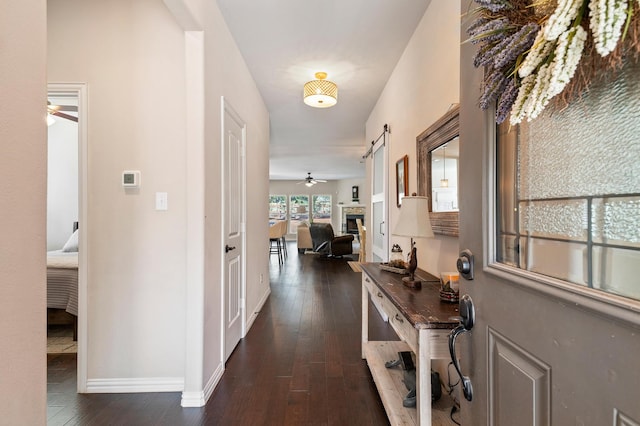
[589,0,629,56]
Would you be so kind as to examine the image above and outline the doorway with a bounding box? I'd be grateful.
[47,83,88,392]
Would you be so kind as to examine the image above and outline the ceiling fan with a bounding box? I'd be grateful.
[297,172,327,187]
[47,101,78,123]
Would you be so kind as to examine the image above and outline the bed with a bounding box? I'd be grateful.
[47,227,79,340]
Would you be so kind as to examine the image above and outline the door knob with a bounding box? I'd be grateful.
[225,244,236,253]
[457,249,474,280]
[449,294,475,401]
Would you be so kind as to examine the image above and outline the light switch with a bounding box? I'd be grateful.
[156,192,168,211]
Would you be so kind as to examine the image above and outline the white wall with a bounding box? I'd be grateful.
[48,0,188,385]
[47,117,78,250]
[0,1,47,422]
[365,0,460,275]
[200,0,271,402]
[48,0,270,402]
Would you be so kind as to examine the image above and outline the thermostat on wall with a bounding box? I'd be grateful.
[122,171,141,188]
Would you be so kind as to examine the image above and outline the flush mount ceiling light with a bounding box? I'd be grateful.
[303,72,337,108]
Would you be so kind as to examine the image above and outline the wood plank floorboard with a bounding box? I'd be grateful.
[47,243,404,425]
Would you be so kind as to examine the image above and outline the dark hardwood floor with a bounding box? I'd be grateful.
[47,243,398,425]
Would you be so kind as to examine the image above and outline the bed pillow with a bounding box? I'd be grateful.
[62,229,79,252]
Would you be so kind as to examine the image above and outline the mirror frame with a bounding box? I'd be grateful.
[417,104,459,237]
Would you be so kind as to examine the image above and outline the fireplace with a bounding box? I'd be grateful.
[345,214,364,235]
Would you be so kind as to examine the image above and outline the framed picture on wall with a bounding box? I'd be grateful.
[396,155,408,207]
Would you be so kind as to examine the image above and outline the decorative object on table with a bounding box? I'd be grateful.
[392,194,434,289]
[439,271,460,303]
[465,0,640,125]
[396,155,408,207]
[390,244,404,263]
[379,262,409,274]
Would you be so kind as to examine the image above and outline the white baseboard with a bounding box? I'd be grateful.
[181,362,224,407]
[245,286,271,333]
[86,377,184,393]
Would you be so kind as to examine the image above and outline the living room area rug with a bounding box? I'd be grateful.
[347,261,362,272]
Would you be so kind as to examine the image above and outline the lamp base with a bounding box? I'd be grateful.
[402,276,422,289]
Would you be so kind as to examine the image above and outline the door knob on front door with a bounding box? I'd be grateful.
[457,249,474,280]
[225,245,236,253]
[449,294,475,401]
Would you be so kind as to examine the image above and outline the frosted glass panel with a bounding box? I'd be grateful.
[592,247,640,300]
[592,197,640,248]
[519,60,640,200]
[519,200,588,241]
[520,238,588,286]
[497,57,640,301]
[373,146,384,194]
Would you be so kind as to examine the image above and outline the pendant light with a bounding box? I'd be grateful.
[303,72,338,108]
[440,145,449,188]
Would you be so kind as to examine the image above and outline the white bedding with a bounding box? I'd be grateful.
[47,250,78,316]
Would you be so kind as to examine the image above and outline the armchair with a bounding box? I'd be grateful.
[309,223,354,257]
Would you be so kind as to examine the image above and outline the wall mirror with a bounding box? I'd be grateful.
[417,104,459,236]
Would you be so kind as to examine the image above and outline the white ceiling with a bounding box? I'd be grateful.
[216,0,432,181]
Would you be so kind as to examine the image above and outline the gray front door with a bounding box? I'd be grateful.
[456,5,640,425]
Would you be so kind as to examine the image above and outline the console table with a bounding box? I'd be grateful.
[361,263,460,425]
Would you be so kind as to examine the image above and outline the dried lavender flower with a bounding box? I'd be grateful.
[479,67,509,110]
[474,43,498,67]
[475,0,513,13]
[496,78,519,124]
[494,23,540,69]
[467,17,512,45]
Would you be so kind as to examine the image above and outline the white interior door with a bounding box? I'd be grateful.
[455,16,640,424]
[222,98,245,361]
[370,136,388,262]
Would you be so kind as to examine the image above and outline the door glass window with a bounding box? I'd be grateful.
[312,195,331,224]
[496,59,640,301]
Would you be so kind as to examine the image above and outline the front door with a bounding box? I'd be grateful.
[222,98,245,361]
[456,12,640,425]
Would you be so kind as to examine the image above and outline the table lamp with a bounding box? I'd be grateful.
[392,194,434,289]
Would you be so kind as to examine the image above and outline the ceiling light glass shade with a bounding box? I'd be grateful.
[440,178,449,188]
[305,182,314,187]
[303,72,337,108]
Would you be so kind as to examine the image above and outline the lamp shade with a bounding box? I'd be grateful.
[393,195,434,238]
[303,72,337,108]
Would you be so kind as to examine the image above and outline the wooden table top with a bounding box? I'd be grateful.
[361,263,460,330]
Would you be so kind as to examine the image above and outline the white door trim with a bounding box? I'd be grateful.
[47,82,88,392]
